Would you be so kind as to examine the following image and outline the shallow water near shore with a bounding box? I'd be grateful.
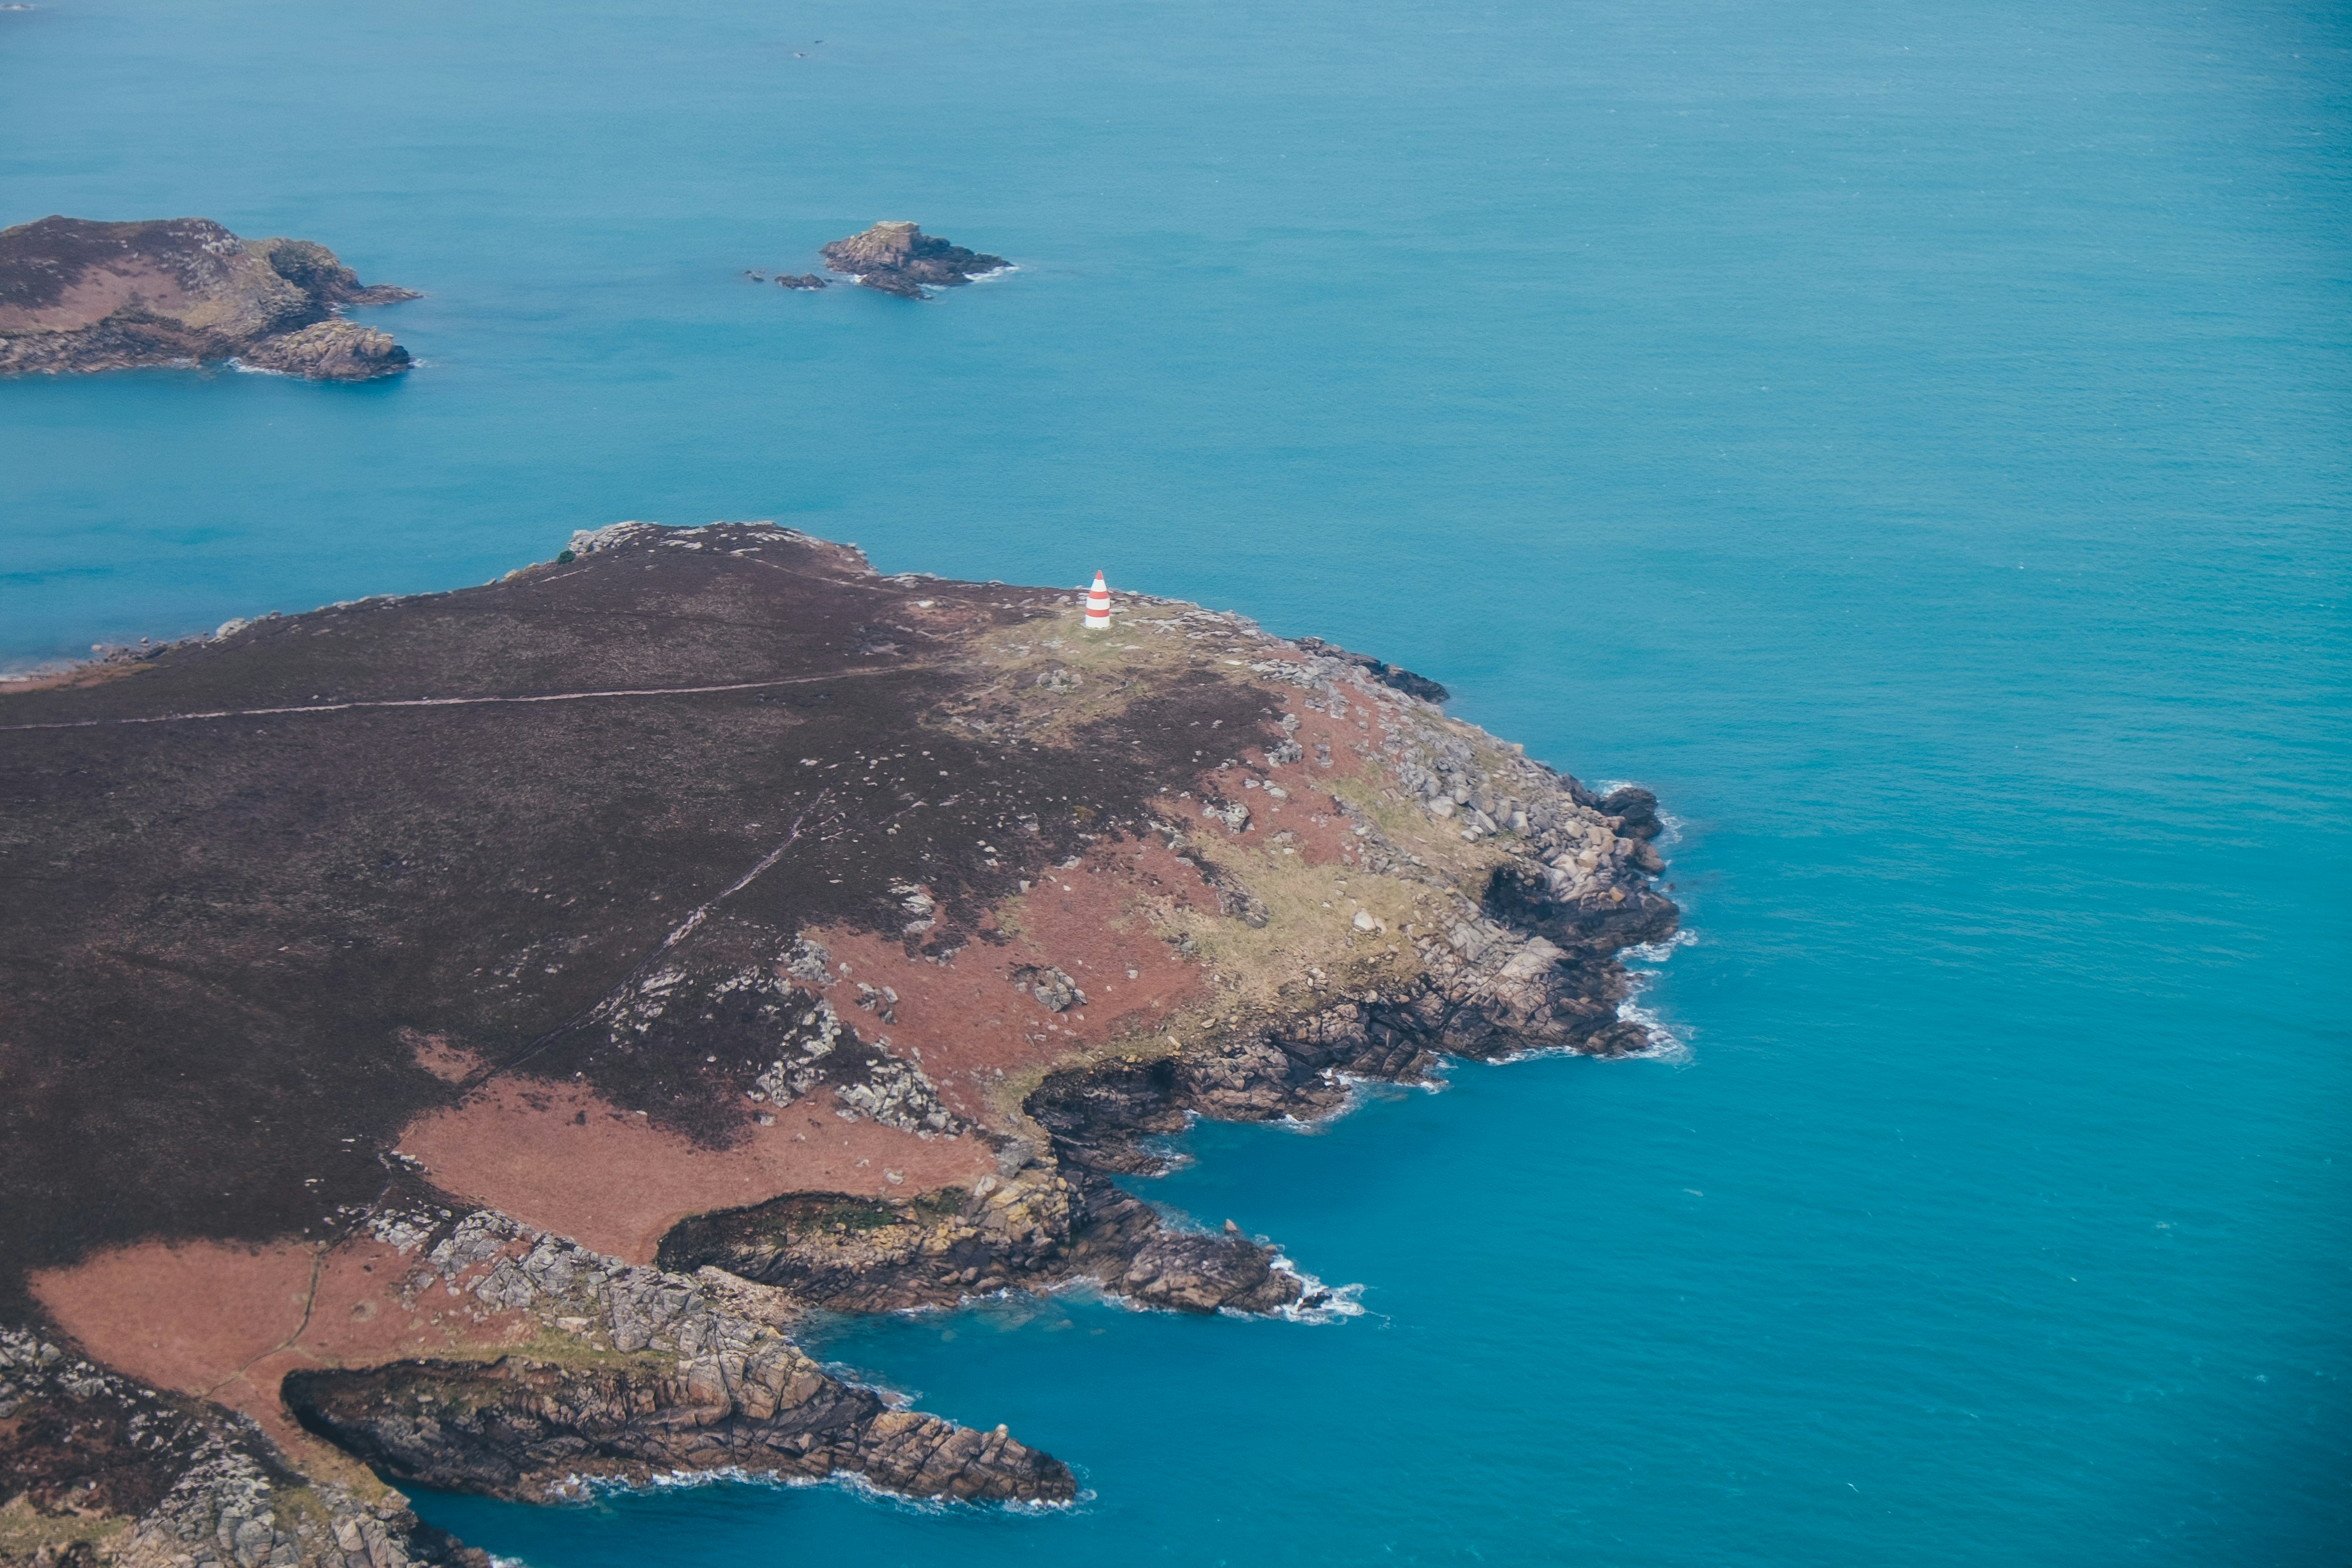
[4,0,2347,1562]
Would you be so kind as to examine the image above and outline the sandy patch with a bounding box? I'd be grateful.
[397,1079,996,1263]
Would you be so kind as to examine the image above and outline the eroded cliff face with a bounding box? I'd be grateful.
[0,217,416,380]
[0,523,1673,1562]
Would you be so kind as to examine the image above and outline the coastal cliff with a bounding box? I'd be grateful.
[0,216,416,380]
[0,524,1672,1563]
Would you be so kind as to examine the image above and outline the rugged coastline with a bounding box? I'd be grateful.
[0,523,1672,1564]
[0,216,416,380]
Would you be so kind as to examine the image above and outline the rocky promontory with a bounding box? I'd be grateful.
[0,216,416,380]
[818,221,1009,297]
[0,524,1673,1563]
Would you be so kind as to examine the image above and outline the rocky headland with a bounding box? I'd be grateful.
[818,222,1010,298]
[0,216,416,381]
[0,524,1673,1564]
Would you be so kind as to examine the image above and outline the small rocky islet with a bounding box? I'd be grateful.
[0,524,1672,1563]
[750,220,1010,299]
[0,215,416,381]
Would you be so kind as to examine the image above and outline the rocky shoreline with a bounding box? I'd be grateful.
[0,217,416,381]
[0,524,1673,1566]
[280,1204,1073,1508]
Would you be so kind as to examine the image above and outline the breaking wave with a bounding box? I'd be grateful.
[557,1462,1081,1514]
[1621,928,1698,966]
[1614,993,1692,1065]
[1265,1255,1367,1323]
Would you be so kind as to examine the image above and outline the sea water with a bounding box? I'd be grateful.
[2,0,2344,1561]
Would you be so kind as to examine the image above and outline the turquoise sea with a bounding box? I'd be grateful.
[4,0,2346,1562]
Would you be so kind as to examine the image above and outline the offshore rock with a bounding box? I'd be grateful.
[818,221,1008,299]
[0,216,416,379]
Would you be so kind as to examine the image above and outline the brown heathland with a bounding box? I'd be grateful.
[2,521,1673,1555]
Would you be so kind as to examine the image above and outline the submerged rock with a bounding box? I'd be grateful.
[0,215,417,380]
[818,220,1009,299]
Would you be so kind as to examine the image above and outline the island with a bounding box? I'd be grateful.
[0,216,416,381]
[818,221,1010,298]
[0,524,1674,1566]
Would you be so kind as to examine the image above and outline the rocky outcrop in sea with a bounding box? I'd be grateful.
[0,216,416,380]
[817,222,1009,298]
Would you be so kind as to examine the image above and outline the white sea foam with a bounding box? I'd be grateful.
[1133,1119,1200,1172]
[1621,928,1698,967]
[1613,968,1692,1063]
[1265,1255,1367,1323]
[1260,1067,1444,1133]
[1073,1211,1364,1324]
[560,1460,1080,1514]
[1334,1067,1449,1099]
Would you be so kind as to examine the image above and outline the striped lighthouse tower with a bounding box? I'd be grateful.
[1082,570,1112,630]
